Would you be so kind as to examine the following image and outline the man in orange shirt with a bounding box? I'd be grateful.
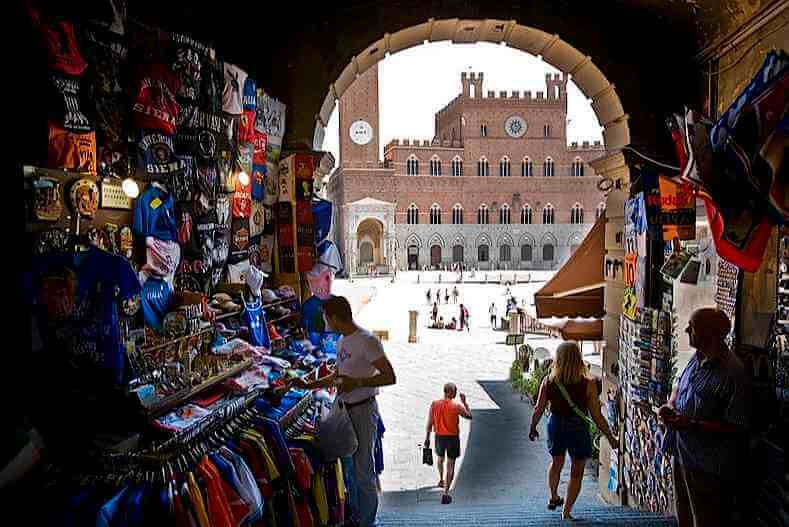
[424,382,472,504]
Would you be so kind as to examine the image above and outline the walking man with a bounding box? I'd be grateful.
[658,308,750,527]
[489,302,497,329]
[425,383,472,504]
[452,286,459,304]
[432,302,439,325]
[426,289,431,304]
[291,296,397,527]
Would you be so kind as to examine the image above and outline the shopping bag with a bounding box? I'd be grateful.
[318,402,358,462]
[422,444,434,466]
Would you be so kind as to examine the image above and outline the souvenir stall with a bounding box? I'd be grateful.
[21,4,362,526]
[596,46,787,521]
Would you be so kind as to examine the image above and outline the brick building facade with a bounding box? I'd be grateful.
[327,64,606,274]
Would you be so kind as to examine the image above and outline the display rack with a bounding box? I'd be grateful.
[143,359,253,419]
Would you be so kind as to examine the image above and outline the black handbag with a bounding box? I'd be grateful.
[422,443,434,466]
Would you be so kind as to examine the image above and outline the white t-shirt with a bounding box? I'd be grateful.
[336,328,385,404]
[223,63,248,116]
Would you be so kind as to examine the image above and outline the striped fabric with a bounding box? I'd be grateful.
[663,351,750,480]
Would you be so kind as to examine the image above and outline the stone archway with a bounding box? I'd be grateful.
[314,19,630,153]
[356,218,385,274]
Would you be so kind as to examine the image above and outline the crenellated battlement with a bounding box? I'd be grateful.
[385,138,463,151]
[567,140,605,151]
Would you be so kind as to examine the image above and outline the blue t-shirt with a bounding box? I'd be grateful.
[312,200,332,243]
[142,277,174,332]
[251,163,266,201]
[133,184,178,241]
[32,247,141,386]
[302,295,326,335]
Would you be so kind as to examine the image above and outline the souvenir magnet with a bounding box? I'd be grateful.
[120,226,134,259]
[70,178,100,217]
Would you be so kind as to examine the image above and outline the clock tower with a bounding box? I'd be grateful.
[339,63,380,167]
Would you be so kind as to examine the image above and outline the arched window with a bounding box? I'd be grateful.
[521,157,533,177]
[500,244,511,262]
[406,156,419,176]
[572,157,584,177]
[430,203,442,225]
[499,156,511,177]
[521,204,533,225]
[499,203,511,224]
[452,204,463,225]
[451,156,463,177]
[542,203,555,225]
[544,124,551,137]
[478,244,489,262]
[543,243,555,261]
[407,203,419,225]
[477,157,489,177]
[543,157,554,177]
[521,244,533,261]
[429,156,441,176]
[480,123,488,137]
[596,202,606,219]
[477,204,489,225]
[570,203,584,224]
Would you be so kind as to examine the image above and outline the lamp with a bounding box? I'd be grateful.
[122,178,140,198]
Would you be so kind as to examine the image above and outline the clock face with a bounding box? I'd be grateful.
[350,120,373,145]
[505,115,528,138]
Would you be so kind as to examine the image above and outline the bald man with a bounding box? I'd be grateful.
[425,383,472,504]
[657,308,751,527]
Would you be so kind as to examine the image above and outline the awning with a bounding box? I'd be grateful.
[535,216,605,319]
[551,319,603,341]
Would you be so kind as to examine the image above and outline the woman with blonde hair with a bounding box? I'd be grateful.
[529,342,618,521]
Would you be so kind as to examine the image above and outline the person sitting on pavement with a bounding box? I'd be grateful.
[425,383,472,505]
[657,308,750,527]
[446,317,457,330]
[529,342,618,521]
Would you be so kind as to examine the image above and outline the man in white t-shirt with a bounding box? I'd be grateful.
[291,296,396,527]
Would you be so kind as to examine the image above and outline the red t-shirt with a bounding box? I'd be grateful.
[431,399,463,436]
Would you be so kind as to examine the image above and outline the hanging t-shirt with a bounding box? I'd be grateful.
[48,123,97,174]
[232,176,252,218]
[223,63,248,115]
[201,59,224,114]
[302,296,326,335]
[243,78,256,110]
[132,64,181,135]
[251,164,267,202]
[243,297,270,348]
[312,200,333,243]
[32,246,140,385]
[239,110,256,144]
[133,184,178,241]
[255,93,286,164]
[259,235,274,273]
[230,217,251,263]
[31,9,87,76]
[50,74,91,133]
[172,45,202,102]
[237,143,254,177]
[253,131,267,165]
[250,201,266,238]
[138,132,186,177]
[216,195,232,231]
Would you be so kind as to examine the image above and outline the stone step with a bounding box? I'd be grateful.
[378,504,676,526]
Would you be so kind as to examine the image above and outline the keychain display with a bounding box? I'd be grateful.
[715,260,739,346]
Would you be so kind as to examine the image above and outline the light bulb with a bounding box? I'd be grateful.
[238,171,250,186]
[122,178,140,198]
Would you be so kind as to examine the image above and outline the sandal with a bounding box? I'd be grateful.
[437,480,445,488]
[547,497,564,510]
[441,494,452,505]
